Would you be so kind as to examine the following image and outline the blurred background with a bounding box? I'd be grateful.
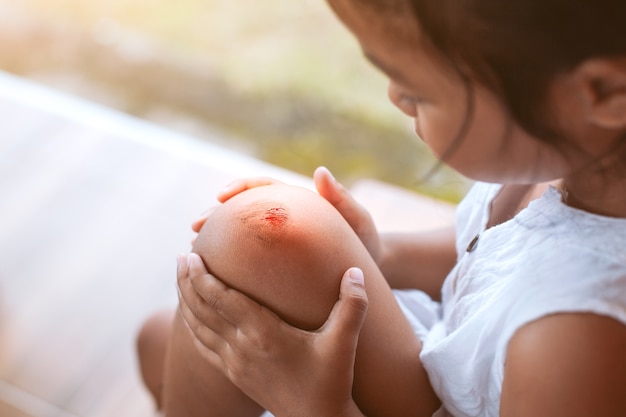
[0,2,467,415]
[0,0,470,201]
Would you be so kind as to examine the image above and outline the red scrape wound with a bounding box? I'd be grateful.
[264,207,288,226]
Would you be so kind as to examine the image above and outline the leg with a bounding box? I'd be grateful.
[136,309,174,409]
[164,184,440,417]
[162,310,266,417]
[137,306,264,416]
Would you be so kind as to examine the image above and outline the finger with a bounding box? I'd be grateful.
[191,206,218,233]
[320,267,368,352]
[176,253,190,289]
[176,304,229,374]
[187,253,284,334]
[191,336,227,374]
[178,254,236,336]
[179,304,241,385]
[178,290,231,356]
[186,253,232,323]
[217,177,283,203]
[313,166,345,206]
[313,167,375,235]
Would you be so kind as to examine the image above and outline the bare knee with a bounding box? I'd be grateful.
[193,184,365,330]
[192,185,439,416]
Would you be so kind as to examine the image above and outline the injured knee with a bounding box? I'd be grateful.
[236,200,291,245]
[191,184,353,330]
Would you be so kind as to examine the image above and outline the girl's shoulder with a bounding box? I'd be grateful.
[501,309,626,416]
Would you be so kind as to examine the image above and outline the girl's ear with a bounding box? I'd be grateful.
[578,58,626,129]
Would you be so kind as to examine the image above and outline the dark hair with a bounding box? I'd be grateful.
[409,0,626,143]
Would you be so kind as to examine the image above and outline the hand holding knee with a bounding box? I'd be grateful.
[192,183,369,330]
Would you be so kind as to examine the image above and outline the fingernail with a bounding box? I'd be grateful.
[320,166,336,182]
[220,181,237,195]
[347,267,364,285]
[188,253,202,270]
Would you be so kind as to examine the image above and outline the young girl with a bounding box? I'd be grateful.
[137,0,626,415]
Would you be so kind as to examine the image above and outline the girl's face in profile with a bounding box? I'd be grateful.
[327,0,591,185]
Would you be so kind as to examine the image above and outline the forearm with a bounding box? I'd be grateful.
[378,224,457,301]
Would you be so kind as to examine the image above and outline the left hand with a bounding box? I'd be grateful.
[313,167,382,263]
[177,253,369,417]
[190,176,283,247]
[191,168,382,262]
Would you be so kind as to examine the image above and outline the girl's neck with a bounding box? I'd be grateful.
[486,172,626,231]
[487,182,556,229]
[562,173,626,219]
[556,127,626,218]
[561,145,626,218]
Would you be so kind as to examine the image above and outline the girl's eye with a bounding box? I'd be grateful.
[395,93,422,117]
[399,94,423,107]
[388,83,422,117]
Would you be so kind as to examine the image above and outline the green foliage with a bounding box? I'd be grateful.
[3,0,471,201]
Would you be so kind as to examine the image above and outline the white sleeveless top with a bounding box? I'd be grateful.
[419,182,626,417]
[262,182,626,417]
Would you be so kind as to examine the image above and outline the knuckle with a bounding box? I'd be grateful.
[348,292,369,314]
[204,292,224,314]
[230,354,249,377]
[182,303,202,330]
[246,327,273,353]
[201,279,227,312]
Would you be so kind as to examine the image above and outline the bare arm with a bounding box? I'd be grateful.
[378,226,457,301]
[501,313,626,417]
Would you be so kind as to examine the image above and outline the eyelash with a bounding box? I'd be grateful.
[399,93,423,107]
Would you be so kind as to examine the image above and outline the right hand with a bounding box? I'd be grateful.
[191,168,383,263]
[177,253,368,417]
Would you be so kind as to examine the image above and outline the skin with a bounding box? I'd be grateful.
[163,181,440,417]
[138,0,626,415]
[328,3,626,414]
[136,168,456,417]
[334,3,626,217]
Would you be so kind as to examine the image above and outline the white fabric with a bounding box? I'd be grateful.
[257,182,626,417]
[416,182,626,416]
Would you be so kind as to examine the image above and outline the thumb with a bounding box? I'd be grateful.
[314,166,375,234]
[313,166,345,205]
[322,268,368,344]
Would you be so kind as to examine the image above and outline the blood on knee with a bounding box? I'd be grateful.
[193,184,352,330]
[237,201,291,244]
[263,207,288,226]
